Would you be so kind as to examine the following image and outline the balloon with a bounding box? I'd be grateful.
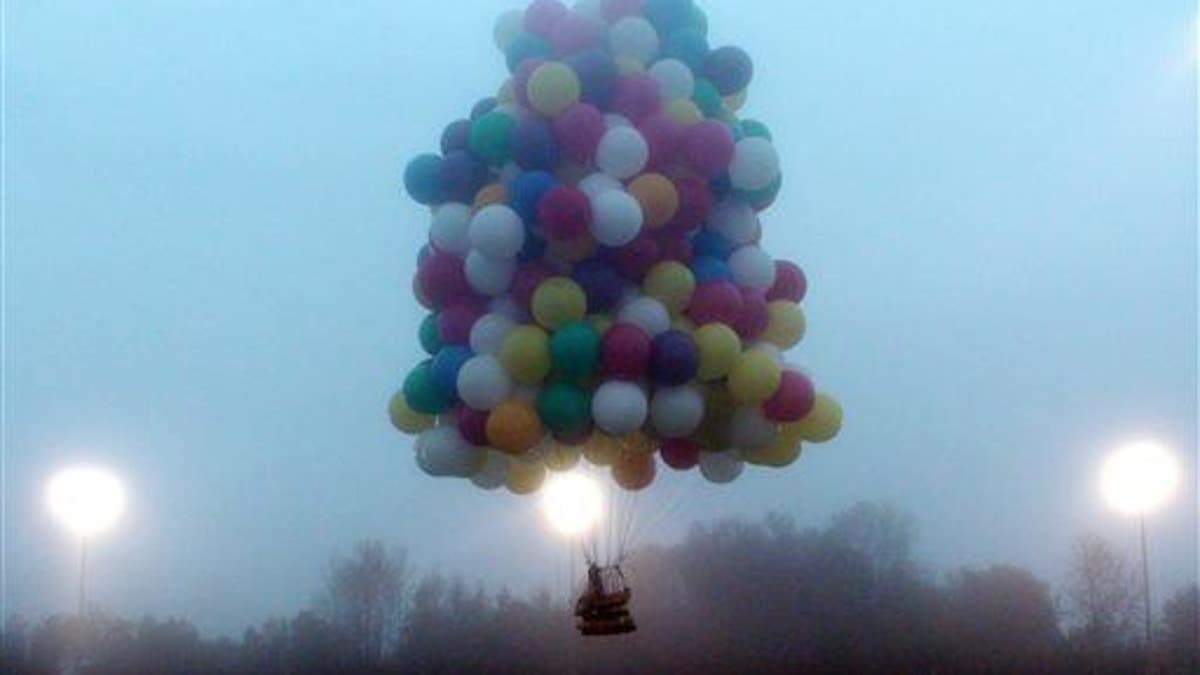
[531,276,587,329]
[642,261,695,313]
[404,154,443,206]
[590,189,644,246]
[511,261,556,309]
[707,199,760,245]
[431,346,473,400]
[549,320,601,379]
[762,301,806,349]
[439,301,486,345]
[509,170,560,223]
[690,255,733,284]
[627,173,679,228]
[733,288,769,340]
[457,355,513,411]
[471,451,510,490]
[592,380,648,434]
[470,111,517,165]
[564,49,619,108]
[665,97,703,125]
[457,406,491,446]
[650,385,704,438]
[788,392,842,443]
[537,185,591,240]
[611,72,663,123]
[507,33,554,73]
[525,0,568,37]
[527,62,581,117]
[683,120,735,177]
[660,437,700,469]
[470,205,526,259]
[416,250,472,309]
[612,451,656,490]
[730,406,777,450]
[470,313,516,355]
[692,229,736,259]
[727,348,783,404]
[649,329,698,385]
[638,113,682,169]
[439,151,487,203]
[466,251,517,296]
[512,115,560,170]
[648,58,695,100]
[596,126,649,179]
[600,322,652,378]
[644,0,696,35]
[537,382,592,433]
[767,260,807,303]
[553,103,606,164]
[687,281,743,326]
[487,398,546,454]
[763,370,816,423]
[474,182,509,210]
[419,314,443,356]
[550,11,604,55]
[608,233,660,280]
[608,16,659,65]
[545,443,583,471]
[577,171,624,199]
[617,296,670,337]
[694,385,735,450]
[430,203,473,255]
[660,27,708,72]
[572,258,626,311]
[742,436,801,468]
[582,433,621,466]
[404,361,452,415]
[703,45,753,95]
[506,459,547,494]
[601,0,643,21]
[728,137,780,192]
[494,9,526,51]
[417,426,485,478]
[699,450,744,484]
[691,77,722,117]
[389,391,435,434]
[728,245,776,291]
[693,322,740,380]
[499,324,553,384]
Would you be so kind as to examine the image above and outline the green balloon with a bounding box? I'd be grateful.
[419,314,441,356]
[469,111,516,167]
[550,321,600,381]
[692,79,722,118]
[537,382,592,433]
[740,119,773,140]
[403,361,450,415]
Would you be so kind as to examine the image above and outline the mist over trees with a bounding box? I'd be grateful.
[4,502,1196,675]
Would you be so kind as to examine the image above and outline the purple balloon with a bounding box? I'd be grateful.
[513,58,546,110]
[571,258,626,312]
[439,151,486,203]
[553,103,606,164]
[638,113,682,170]
[441,119,472,154]
[513,116,560,170]
[649,330,699,385]
[564,49,618,108]
[684,120,735,178]
[551,12,605,55]
[611,72,662,123]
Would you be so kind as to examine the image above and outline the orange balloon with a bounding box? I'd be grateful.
[474,183,508,211]
[612,451,656,491]
[627,173,679,229]
[545,234,596,263]
[486,399,544,454]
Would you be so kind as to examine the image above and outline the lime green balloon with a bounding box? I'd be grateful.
[532,277,586,330]
[643,261,696,314]
[537,382,592,433]
[403,361,451,415]
[388,390,434,434]
[527,62,581,117]
[499,324,552,384]
[550,321,600,380]
[419,314,442,356]
[791,393,843,443]
[470,111,516,166]
[693,322,741,381]
[728,348,782,404]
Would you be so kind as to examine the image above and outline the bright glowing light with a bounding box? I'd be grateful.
[46,466,126,537]
[541,472,603,537]
[1100,440,1179,515]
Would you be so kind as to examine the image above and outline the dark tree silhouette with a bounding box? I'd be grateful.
[939,565,1061,673]
[1160,584,1199,673]
[321,540,409,666]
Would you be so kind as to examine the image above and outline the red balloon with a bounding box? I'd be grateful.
[524,0,568,37]
[733,289,768,341]
[687,281,744,326]
[639,113,682,170]
[763,370,817,422]
[417,250,473,310]
[457,406,491,446]
[607,233,660,281]
[553,103,606,164]
[767,260,808,303]
[438,300,486,345]
[663,175,712,234]
[683,121,735,178]
[538,185,591,241]
[600,322,652,379]
[657,233,694,264]
[512,261,556,309]
[661,438,700,470]
[611,73,663,124]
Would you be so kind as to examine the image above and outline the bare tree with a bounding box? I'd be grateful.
[322,540,410,666]
[1160,585,1199,672]
[1065,535,1141,659]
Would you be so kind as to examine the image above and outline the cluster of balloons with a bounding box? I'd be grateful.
[391,0,842,495]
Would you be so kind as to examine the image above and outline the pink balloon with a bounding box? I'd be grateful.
[524,0,568,37]
[733,289,768,341]
[763,370,816,423]
[767,260,808,303]
[417,251,473,310]
[639,114,682,171]
[600,322,652,379]
[684,121,735,178]
[661,438,701,470]
[553,103,606,164]
[611,73,663,124]
[687,281,744,326]
[608,233,661,281]
[538,185,591,240]
[551,12,604,55]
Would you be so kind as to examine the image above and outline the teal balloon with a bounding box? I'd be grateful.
[644,0,696,35]
[470,111,516,167]
[740,119,773,140]
[736,173,783,211]
[688,5,708,36]
[537,382,592,433]
[661,27,709,72]
[403,361,451,415]
[506,33,553,73]
[404,154,443,205]
[692,79,722,118]
[550,321,600,380]
[419,315,442,356]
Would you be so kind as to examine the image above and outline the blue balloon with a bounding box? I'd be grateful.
[690,255,733,283]
[431,346,473,400]
[644,0,696,35]
[691,230,735,259]
[513,116,560,171]
[572,258,626,311]
[509,170,559,223]
[519,230,547,262]
[506,33,553,73]
[403,154,444,206]
[564,49,618,109]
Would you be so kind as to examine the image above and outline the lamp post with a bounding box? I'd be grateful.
[46,466,126,616]
[1099,440,1179,648]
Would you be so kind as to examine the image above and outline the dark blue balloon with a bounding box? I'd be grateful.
[564,49,618,108]
[660,27,709,71]
[519,230,547,262]
[438,151,487,203]
[403,154,444,206]
[572,258,626,312]
[690,255,733,283]
[512,116,560,171]
[708,173,733,202]
[509,170,559,223]
[704,46,753,96]
[471,97,498,121]
[649,330,699,385]
[506,33,553,73]
[441,119,472,154]
[431,346,473,400]
[691,230,735,259]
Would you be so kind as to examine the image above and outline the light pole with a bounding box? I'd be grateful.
[1099,440,1179,648]
[46,466,126,616]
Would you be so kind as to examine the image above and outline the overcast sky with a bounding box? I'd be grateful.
[5,0,1197,635]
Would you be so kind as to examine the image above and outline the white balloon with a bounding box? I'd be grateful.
[465,251,516,296]
[470,205,525,260]
[604,113,633,129]
[730,406,778,450]
[729,137,781,192]
[578,172,624,199]
[590,190,644,247]
[699,451,744,484]
[493,9,525,51]
[650,386,705,438]
[457,355,512,411]
[469,313,516,355]
[706,199,760,245]
[618,297,670,336]
[728,245,776,291]
[608,16,659,64]
[471,451,510,490]
[430,203,472,255]
[573,0,604,21]
[596,126,649,179]
[648,58,694,100]
[592,381,648,435]
[416,427,484,478]
[488,295,528,322]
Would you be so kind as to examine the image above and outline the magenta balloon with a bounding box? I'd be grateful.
[733,289,768,341]
[438,300,486,345]
[611,73,663,124]
[600,322,652,379]
[664,175,712,234]
[607,233,661,281]
[657,232,694,265]
[513,59,546,110]
[524,0,569,37]
[684,121,736,178]
[661,438,701,470]
[551,12,604,55]
[763,370,817,423]
[553,103,606,164]
[687,281,744,326]
[417,250,473,310]
[639,114,682,171]
[512,260,557,309]
[767,260,808,303]
[457,406,491,446]
[538,185,591,240]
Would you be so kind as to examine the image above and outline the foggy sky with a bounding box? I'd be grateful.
[5,0,1197,635]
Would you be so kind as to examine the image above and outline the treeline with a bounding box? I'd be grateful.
[3,502,1197,674]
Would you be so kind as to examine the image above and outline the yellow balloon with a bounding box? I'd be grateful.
[545,236,595,264]
[532,277,586,330]
[693,323,741,381]
[545,444,582,472]
[742,436,802,468]
[388,391,434,434]
[582,434,620,466]
[587,313,613,336]
[763,301,806,349]
[643,261,695,315]
[614,56,646,74]
[506,460,547,495]
[790,393,842,443]
[665,99,703,126]
[527,62,580,117]
[671,315,696,334]
[474,183,508,211]
[728,348,783,404]
[499,325,552,384]
[619,432,656,456]
[694,386,735,451]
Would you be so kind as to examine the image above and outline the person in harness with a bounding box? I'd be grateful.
[575,563,636,636]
